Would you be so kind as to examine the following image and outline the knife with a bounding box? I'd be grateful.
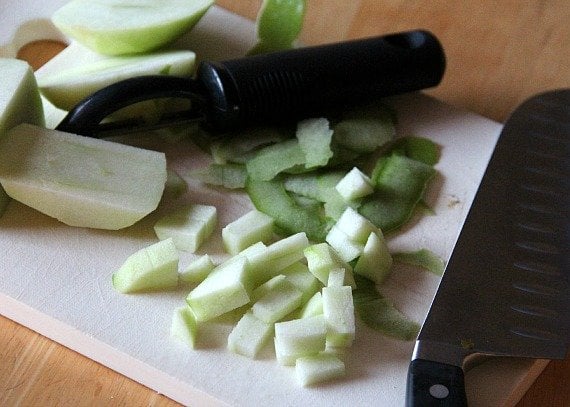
[406,89,570,406]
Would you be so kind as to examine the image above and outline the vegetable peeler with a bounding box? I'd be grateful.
[56,29,445,137]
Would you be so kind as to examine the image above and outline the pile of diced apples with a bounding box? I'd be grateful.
[113,203,392,387]
[0,0,400,388]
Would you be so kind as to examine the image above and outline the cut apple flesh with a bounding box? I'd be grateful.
[0,58,45,216]
[37,50,196,111]
[0,124,167,229]
[51,0,215,55]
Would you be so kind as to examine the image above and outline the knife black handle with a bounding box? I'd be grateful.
[197,29,445,131]
[406,359,468,406]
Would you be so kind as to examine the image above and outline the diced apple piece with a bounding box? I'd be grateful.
[186,256,251,322]
[295,353,345,386]
[37,50,196,111]
[265,231,309,258]
[327,268,347,287]
[0,124,166,229]
[322,286,355,347]
[335,166,374,201]
[222,209,274,255]
[251,278,303,323]
[247,232,309,285]
[298,292,323,318]
[304,243,355,288]
[0,58,45,217]
[296,118,333,168]
[334,206,380,243]
[236,241,267,259]
[112,238,179,293]
[250,274,287,303]
[274,315,326,366]
[325,224,364,262]
[51,0,215,55]
[179,254,215,285]
[282,262,321,303]
[170,305,198,349]
[227,311,273,359]
[154,204,217,252]
[354,232,393,284]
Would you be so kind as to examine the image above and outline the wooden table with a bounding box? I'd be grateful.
[1,1,569,405]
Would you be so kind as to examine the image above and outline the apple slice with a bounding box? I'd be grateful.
[0,58,45,216]
[0,124,166,229]
[37,49,196,111]
[0,58,44,136]
[295,353,345,386]
[222,209,274,255]
[171,305,199,349]
[112,238,179,293]
[51,0,215,55]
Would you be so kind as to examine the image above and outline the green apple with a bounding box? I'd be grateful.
[222,209,274,255]
[154,204,217,253]
[51,0,215,55]
[295,353,345,386]
[37,49,196,111]
[322,285,355,347]
[186,256,252,322]
[0,123,167,229]
[171,305,198,349]
[0,58,45,216]
[227,311,273,358]
[274,315,326,366]
[113,238,179,293]
[251,277,303,323]
[335,166,374,201]
[354,232,393,284]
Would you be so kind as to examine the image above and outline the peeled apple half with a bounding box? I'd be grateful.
[0,124,167,229]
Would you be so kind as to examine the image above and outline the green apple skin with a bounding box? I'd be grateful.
[51,0,215,56]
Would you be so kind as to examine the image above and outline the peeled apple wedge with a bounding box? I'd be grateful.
[51,0,215,55]
[0,59,44,136]
[0,58,44,216]
[37,50,196,111]
[112,238,179,293]
[0,124,167,229]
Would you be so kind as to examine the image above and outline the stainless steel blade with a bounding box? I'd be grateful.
[406,89,569,406]
[413,89,570,370]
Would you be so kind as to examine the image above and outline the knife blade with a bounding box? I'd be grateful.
[406,89,570,406]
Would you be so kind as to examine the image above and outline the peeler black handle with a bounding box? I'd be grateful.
[57,30,445,136]
[198,29,445,131]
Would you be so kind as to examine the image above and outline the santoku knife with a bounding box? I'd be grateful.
[406,89,570,406]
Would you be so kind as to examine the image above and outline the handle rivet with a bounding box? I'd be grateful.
[429,384,450,399]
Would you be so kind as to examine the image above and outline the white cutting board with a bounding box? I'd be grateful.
[0,3,548,406]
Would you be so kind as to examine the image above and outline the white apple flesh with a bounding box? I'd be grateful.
[0,58,45,216]
[51,0,215,55]
[0,123,167,229]
[37,49,196,111]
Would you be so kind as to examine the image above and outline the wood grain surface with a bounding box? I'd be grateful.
[2,1,569,405]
